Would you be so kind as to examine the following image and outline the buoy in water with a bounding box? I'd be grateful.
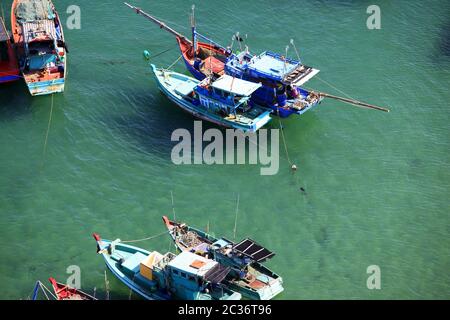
[291,164,297,172]
[143,50,151,60]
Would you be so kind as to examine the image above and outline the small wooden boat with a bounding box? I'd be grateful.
[31,278,97,300]
[0,17,20,83]
[11,0,67,96]
[49,278,97,300]
[162,216,284,300]
[151,64,272,132]
[93,233,242,300]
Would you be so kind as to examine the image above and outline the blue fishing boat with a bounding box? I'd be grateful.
[163,216,284,300]
[225,50,323,118]
[151,64,272,132]
[126,4,390,116]
[93,234,242,300]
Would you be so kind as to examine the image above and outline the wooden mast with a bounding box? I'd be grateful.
[318,92,390,112]
[124,2,191,44]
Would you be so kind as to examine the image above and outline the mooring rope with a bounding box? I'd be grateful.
[42,94,54,162]
[165,54,183,71]
[121,230,169,244]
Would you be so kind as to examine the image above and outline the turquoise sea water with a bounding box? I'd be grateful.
[0,0,449,299]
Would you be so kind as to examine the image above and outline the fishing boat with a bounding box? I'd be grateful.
[31,278,97,300]
[11,0,67,96]
[162,216,284,300]
[151,64,272,132]
[0,17,20,83]
[93,233,242,300]
[125,3,390,116]
[49,278,97,300]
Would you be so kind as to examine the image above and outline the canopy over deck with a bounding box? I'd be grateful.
[233,238,275,263]
[212,75,261,96]
[23,20,56,43]
[231,51,320,86]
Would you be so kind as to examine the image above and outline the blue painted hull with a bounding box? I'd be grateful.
[0,75,21,83]
[151,65,272,132]
[27,78,65,96]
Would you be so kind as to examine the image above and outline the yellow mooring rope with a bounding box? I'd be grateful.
[121,230,169,244]
[42,94,55,164]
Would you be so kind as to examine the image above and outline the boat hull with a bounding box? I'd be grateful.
[27,78,65,96]
[151,65,271,132]
[0,18,20,83]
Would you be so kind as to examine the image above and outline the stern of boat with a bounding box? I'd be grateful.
[27,78,65,96]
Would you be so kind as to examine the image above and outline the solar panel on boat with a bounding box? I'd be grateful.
[233,238,275,262]
[204,264,230,284]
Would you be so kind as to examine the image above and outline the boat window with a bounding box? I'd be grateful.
[172,269,179,275]
[180,272,187,278]
[188,275,196,282]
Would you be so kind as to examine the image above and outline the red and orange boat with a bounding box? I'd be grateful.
[125,2,231,81]
[48,277,97,300]
[0,17,20,84]
[11,0,67,96]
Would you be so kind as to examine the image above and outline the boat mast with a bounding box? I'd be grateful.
[124,2,191,44]
[191,5,196,58]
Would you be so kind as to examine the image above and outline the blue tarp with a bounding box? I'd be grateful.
[29,54,56,70]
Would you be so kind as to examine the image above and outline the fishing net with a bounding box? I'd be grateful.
[15,0,55,23]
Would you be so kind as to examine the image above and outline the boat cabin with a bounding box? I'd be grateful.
[137,250,229,298]
[21,20,64,74]
[195,75,262,115]
[224,51,320,108]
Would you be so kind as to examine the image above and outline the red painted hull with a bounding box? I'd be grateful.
[49,278,96,300]
[176,36,230,80]
[0,18,20,83]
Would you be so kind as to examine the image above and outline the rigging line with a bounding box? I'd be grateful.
[148,45,178,60]
[40,282,57,300]
[166,54,183,70]
[0,2,5,22]
[121,230,169,244]
[315,75,356,101]
[42,94,54,162]
[233,193,239,241]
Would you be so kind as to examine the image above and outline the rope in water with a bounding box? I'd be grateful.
[277,109,294,167]
[42,94,54,162]
[121,230,169,244]
[148,45,178,60]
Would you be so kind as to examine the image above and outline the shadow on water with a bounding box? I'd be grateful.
[431,17,450,64]
[0,81,32,120]
[109,88,236,158]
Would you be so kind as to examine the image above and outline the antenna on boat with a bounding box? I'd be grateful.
[283,45,289,74]
[290,39,301,62]
[233,194,240,241]
[170,190,177,221]
[236,32,243,52]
